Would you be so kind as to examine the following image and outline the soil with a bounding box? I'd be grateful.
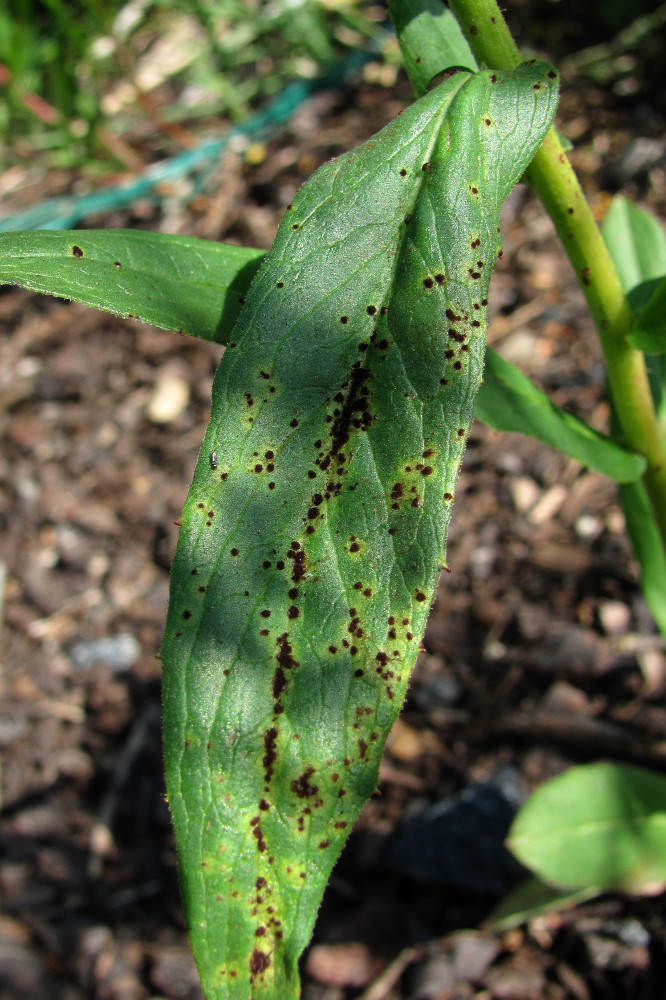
[2,5,666,999]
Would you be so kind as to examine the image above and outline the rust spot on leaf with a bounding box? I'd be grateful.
[273,667,288,699]
[263,728,278,783]
[291,767,318,798]
[250,949,270,977]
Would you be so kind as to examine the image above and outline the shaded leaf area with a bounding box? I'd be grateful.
[161,63,557,999]
[0,230,264,341]
[619,476,666,637]
[603,196,666,421]
[508,763,666,894]
[628,275,666,354]
[602,196,666,637]
[476,348,645,483]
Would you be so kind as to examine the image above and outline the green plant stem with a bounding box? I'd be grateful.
[447,0,666,551]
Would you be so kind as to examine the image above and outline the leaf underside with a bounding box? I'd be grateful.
[478,348,645,483]
[161,63,557,1000]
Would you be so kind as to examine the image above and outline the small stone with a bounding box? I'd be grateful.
[147,372,190,423]
[501,330,541,364]
[451,931,500,983]
[606,508,626,533]
[527,484,567,525]
[574,514,603,540]
[540,681,593,715]
[386,719,428,763]
[387,767,525,893]
[637,647,666,697]
[598,600,630,636]
[54,748,94,783]
[531,542,591,574]
[411,674,462,710]
[470,544,496,580]
[149,944,205,998]
[483,958,546,999]
[610,137,665,183]
[409,949,455,997]
[305,942,381,988]
[0,941,63,999]
[69,633,141,672]
[509,476,540,513]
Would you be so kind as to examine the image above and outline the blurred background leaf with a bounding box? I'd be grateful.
[508,762,666,895]
[602,195,666,639]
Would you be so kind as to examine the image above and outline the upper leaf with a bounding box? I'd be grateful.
[388,0,477,96]
[0,230,264,341]
[161,63,557,1000]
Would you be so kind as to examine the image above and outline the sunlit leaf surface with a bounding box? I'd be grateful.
[161,63,557,999]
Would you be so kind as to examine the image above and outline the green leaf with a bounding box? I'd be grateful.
[602,195,666,291]
[388,0,477,97]
[602,197,666,404]
[620,478,666,635]
[627,274,666,353]
[476,348,646,483]
[602,197,666,636]
[0,230,264,342]
[161,63,557,999]
[488,875,600,932]
[508,763,666,894]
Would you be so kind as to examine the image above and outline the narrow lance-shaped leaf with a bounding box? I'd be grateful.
[161,62,557,1000]
[619,476,666,636]
[602,197,666,638]
[0,230,264,341]
[476,348,646,483]
[602,195,665,419]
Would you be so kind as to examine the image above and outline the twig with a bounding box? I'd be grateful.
[356,946,423,1000]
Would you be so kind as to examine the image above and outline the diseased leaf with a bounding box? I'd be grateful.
[0,230,264,341]
[388,0,477,97]
[508,763,666,894]
[476,348,645,483]
[161,63,557,1000]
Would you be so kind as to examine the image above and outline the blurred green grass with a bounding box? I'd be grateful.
[0,0,392,172]
[2,0,663,178]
